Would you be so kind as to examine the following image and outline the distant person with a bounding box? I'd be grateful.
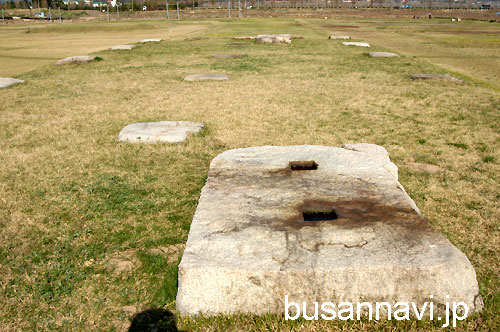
[428,13,432,19]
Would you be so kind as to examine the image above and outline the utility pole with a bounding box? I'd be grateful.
[1,9,4,25]
[166,0,169,19]
[228,0,230,17]
[176,2,179,19]
[107,4,110,21]
[58,7,62,22]
[238,0,241,17]
[116,1,119,20]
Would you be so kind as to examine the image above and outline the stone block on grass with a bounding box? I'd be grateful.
[176,144,483,316]
[55,56,96,65]
[184,74,229,81]
[118,121,204,143]
[343,41,371,47]
[0,77,24,89]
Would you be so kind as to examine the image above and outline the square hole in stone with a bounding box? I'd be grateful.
[302,209,338,222]
[289,161,318,171]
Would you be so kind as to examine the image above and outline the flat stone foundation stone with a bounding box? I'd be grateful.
[184,74,229,81]
[176,144,483,316]
[118,121,204,143]
[0,77,24,88]
[343,41,371,47]
[55,56,96,65]
[139,38,162,43]
[370,52,398,57]
[329,35,350,40]
[110,45,136,50]
[256,34,291,44]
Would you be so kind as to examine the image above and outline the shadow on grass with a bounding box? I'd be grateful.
[129,308,179,332]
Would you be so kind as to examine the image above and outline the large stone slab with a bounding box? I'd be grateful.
[370,51,398,57]
[0,77,24,89]
[256,34,291,44]
[110,44,136,51]
[139,38,162,43]
[184,74,229,81]
[343,41,371,47]
[329,35,350,40]
[118,121,204,143]
[177,144,482,316]
[55,56,96,65]
[410,74,464,83]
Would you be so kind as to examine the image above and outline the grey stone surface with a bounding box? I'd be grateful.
[177,144,482,316]
[55,56,96,65]
[410,74,464,83]
[329,35,350,40]
[227,42,249,46]
[184,74,229,81]
[110,44,136,50]
[256,34,292,44]
[369,51,398,57]
[139,38,162,43]
[0,77,24,89]
[343,41,371,47]
[118,121,204,143]
[212,54,243,59]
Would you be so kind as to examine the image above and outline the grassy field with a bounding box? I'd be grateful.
[0,17,499,331]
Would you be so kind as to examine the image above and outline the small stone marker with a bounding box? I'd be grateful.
[256,34,292,44]
[184,74,229,81]
[342,41,371,47]
[118,121,204,143]
[109,44,136,51]
[329,35,350,40]
[55,56,96,65]
[139,38,162,43]
[176,144,483,315]
[410,74,464,83]
[0,77,24,89]
[369,51,398,57]
[212,54,242,59]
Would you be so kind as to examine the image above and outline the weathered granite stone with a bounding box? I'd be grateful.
[55,56,96,65]
[139,38,162,43]
[118,121,204,143]
[212,54,242,59]
[329,35,350,40]
[256,34,292,44]
[184,74,229,81]
[110,44,136,50]
[369,51,398,57]
[410,74,464,83]
[177,145,483,316]
[0,77,24,89]
[343,41,371,47]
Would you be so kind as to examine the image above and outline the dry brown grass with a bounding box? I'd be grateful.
[0,17,498,331]
[0,20,212,77]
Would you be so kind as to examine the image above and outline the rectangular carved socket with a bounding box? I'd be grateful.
[289,161,318,171]
[302,209,338,222]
